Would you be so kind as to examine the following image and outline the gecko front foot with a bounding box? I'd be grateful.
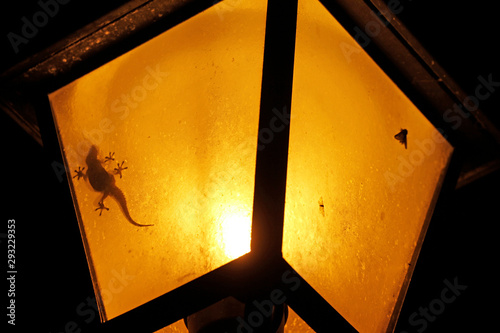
[73,166,86,180]
[104,152,115,163]
[114,161,128,179]
[95,201,109,216]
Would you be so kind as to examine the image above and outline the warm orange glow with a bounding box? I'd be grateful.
[283,0,453,332]
[218,206,252,259]
[49,0,266,321]
[49,0,453,329]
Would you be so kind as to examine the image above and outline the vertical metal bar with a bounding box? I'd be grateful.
[251,0,298,259]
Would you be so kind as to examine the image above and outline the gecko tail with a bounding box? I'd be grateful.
[109,186,154,227]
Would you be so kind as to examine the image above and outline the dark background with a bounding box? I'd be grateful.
[1,0,499,332]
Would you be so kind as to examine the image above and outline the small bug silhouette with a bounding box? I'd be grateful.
[394,129,408,149]
[318,197,325,217]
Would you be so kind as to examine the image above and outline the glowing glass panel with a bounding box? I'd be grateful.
[285,308,315,333]
[283,0,454,332]
[49,0,266,321]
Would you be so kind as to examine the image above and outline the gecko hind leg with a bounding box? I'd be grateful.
[95,202,109,216]
[95,191,110,216]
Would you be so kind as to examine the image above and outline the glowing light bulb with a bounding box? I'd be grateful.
[219,208,251,259]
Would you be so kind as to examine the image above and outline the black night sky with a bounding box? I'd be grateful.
[1,0,499,332]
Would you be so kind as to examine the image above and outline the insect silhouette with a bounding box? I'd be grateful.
[394,129,408,149]
[318,197,325,217]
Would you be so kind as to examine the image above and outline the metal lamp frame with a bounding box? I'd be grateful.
[0,0,473,332]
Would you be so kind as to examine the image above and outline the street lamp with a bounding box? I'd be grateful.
[3,0,466,332]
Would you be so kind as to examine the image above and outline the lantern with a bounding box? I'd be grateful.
[5,0,476,332]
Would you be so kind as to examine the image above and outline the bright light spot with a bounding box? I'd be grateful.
[220,208,251,259]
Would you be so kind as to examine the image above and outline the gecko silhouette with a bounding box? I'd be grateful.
[74,145,153,227]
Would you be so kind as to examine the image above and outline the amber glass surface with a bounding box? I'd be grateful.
[282,0,454,332]
[49,0,267,321]
[285,308,315,333]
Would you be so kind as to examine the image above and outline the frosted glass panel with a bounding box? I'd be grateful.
[283,0,454,332]
[49,0,267,321]
[285,308,315,333]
